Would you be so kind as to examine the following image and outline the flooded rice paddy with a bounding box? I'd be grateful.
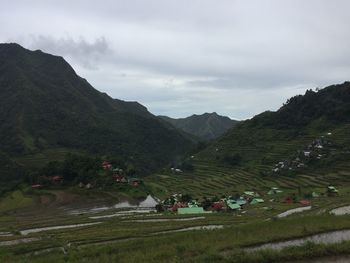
[247,228,350,251]
[277,206,312,218]
[330,205,350,216]
[20,222,102,236]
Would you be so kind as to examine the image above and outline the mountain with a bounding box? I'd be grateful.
[0,43,193,174]
[148,82,350,198]
[199,82,350,169]
[159,112,238,141]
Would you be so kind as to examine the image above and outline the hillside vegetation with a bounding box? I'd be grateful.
[0,43,194,181]
[159,112,238,141]
[148,83,350,198]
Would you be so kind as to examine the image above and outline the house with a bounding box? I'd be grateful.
[327,186,339,196]
[267,187,283,195]
[311,192,319,198]
[50,176,63,183]
[172,202,187,212]
[129,178,142,187]
[303,151,311,157]
[113,175,128,183]
[188,200,199,208]
[211,201,225,211]
[102,161,112,170]
[250,198,264,205]
[226,200,241,210]
[300,199,311,206]
[178,207,206,214]
[31,184,42,189]
[236,198,247,206]
[243,191,260,198]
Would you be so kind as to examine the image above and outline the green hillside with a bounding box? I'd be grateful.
[159,112,238,141]
[147,83,350,198]
[0,43,193,178]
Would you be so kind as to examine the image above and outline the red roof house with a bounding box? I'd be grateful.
[102,161,112,170]
[171,202,186,212]
[284,197,294,204]
[51,176,63,182]
[211,201,225,211]
[300,199,311,206]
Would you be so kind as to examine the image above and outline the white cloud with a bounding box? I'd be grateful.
[1,0,350,119]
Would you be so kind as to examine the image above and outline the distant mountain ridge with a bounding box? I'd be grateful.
[197,82,350,172]
[159,112,238,141]
[0,43,193,174]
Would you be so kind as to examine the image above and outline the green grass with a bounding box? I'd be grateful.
[3,214,350,262]
[0,190,33,213]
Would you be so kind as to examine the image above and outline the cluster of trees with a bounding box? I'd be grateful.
[26,154,136,187]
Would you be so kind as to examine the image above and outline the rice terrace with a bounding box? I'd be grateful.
[2,1,350,262]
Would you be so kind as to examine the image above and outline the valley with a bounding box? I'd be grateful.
[1,44,350,262]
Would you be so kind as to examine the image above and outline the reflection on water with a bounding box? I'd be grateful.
[20,222,102,235]
[330,205,350,216]
[155,225,224,235]
[277,206,312,218]
[247,229,350,251]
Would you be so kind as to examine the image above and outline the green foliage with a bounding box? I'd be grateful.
[0,43,194,186]
[160,112,238,141]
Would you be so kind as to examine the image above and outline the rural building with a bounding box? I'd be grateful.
[250,198,264,205]
[178,207,206,214]
[267,187,283,195]
[243,191,260,198]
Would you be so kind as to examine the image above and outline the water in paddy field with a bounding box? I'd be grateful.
[20,222,102,235]
[276,206,312,218]
[67,195,158,215]
[246,229,350,252]
[330,205,350,215]
[291,255,350,263]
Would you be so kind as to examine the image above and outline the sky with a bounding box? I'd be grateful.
[1,0,350,120]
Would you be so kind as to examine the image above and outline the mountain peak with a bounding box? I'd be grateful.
[0,43,193,173]
[159,113,238,141]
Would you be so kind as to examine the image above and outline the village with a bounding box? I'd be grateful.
[154,185,339,215]
[271,133,336,175]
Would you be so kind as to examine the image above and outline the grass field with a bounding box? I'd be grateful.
[2,185,350,262]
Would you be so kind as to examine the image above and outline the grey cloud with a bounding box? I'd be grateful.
[24,35,109,70]
[2,0,350,119]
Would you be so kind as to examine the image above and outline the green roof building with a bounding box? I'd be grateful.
[268,187,283,195]
[227,202,241,210]
[312,192,320,198]
[236,199,247,206]
[250,198,264,205]
[178,207,206,214]
[244,191,260,197]
[327,186,339,193]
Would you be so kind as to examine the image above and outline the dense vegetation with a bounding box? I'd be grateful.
[148,83,350,199]
[200,82,350,167]
[0,43,194,185]
[0,152,24,194]
[159,112,238,141]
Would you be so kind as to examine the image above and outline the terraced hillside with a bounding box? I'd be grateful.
[146,83,350,198]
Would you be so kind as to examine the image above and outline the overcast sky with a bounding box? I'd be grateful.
[1,0,350,119]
